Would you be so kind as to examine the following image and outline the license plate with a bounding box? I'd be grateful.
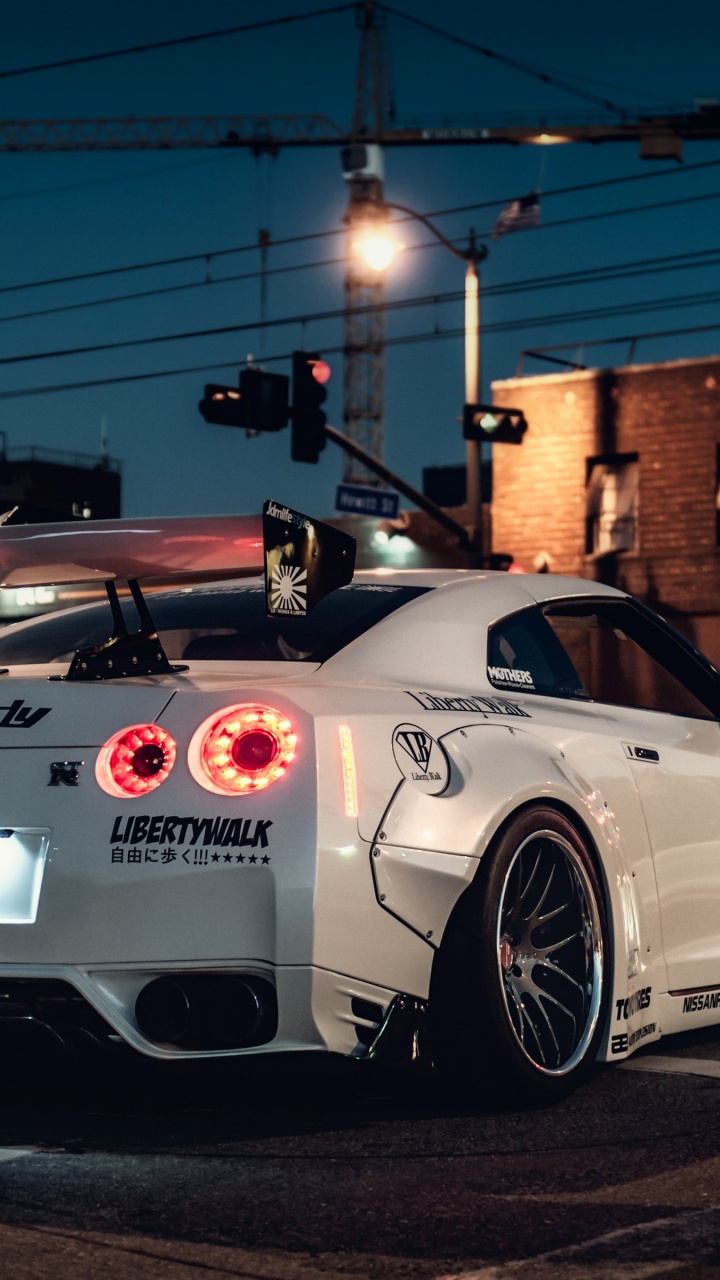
[0,828,50,924]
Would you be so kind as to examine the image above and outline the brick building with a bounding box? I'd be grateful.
[491,353,720,661]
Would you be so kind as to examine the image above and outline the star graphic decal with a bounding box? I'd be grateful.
[235,853,245,863]
[261,855,270,864]
[249,853,258,864]
[223,853,233,863]
[211,852,220,862]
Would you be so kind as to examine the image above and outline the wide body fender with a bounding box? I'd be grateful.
[370,722,664,1063]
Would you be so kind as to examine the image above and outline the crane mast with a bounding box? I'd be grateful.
[341,0,392,484]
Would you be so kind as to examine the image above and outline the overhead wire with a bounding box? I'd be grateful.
[1,270,717,373]
[0,4,357,80]
[1,239,720,330]
[3,249,720,370]
[0,0,669,121]
[378,3,627,112]
[3,311,720,402]
[2,156,720,299]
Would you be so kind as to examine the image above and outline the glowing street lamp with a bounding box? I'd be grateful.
[351,202,488,566]
[354,229,402,273]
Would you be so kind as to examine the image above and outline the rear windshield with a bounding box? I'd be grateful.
[0,583,428,666]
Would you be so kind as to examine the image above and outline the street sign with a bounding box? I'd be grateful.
[335,484,399,519]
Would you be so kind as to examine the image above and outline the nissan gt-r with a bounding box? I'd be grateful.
[0,499,715,1104]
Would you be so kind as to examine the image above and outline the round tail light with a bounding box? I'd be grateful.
[96,724,176,798]
[192,704,297,795]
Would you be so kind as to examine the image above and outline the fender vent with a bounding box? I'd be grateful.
[351,996,384,1047]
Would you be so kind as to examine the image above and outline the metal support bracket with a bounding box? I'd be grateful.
[60,579,187,682]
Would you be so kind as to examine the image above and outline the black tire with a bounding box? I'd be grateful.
[429,805,609,1106]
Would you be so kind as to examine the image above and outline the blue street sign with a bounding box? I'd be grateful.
[334,484,399,519]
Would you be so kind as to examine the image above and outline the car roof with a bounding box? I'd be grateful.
[320,570,627,688]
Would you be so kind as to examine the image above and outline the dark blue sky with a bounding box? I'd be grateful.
[1,0,719,518]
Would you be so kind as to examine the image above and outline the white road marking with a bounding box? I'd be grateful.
[0,1147,38,1163]
[620,1054,720,1078]
[436,1208,714,1279]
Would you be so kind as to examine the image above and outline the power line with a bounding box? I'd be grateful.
[3,156,720,299]
[0,4,356,80]
[4,189,720,328]
[4,233,720,334]
[2,243,720,367]
[420,158,720,227]
[0,154,233,204]
[2,286,720,399]
[379,3,626,113]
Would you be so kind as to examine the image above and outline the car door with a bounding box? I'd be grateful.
[543,599,720,994]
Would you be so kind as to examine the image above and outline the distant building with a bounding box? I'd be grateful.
[0,446,122,619]
[0,446,121,523]
[491,353,720,661]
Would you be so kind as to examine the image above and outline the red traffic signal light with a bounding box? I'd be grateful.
[292,351,329,463]
[310,359,331,385]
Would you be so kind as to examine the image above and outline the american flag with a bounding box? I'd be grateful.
[491,192,541,240]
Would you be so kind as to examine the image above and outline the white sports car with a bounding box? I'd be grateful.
[0,500,716,1104]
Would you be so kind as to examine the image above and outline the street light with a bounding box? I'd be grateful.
[352,203,488,566]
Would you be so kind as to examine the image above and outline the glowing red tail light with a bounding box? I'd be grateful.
[96,724,176,798]
[192,704,297,795]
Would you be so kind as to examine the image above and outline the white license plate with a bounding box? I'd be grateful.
[0,828,50,924]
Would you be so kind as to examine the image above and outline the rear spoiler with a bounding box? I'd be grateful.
[0,502,355,681]
[0,512,265,588]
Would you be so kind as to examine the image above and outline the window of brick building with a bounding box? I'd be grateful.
[585,454,638,555]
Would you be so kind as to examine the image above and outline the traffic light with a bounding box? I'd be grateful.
[198,383,244,427]
[198,370,289,431]
[291,351,330,463]
[463,403,528,444]
[240,368,289,432]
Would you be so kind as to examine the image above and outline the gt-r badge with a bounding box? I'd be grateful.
[48,760,84,787]
[391,723,450,796]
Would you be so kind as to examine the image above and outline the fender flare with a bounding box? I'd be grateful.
[371,722,660,1059]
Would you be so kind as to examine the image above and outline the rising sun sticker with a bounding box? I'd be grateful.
[270,564,308,614]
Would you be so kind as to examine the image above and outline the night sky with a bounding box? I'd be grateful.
[1,1,719,519]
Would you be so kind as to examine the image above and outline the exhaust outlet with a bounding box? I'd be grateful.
[135,974,277,1049]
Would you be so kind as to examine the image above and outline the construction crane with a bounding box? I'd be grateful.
[1,1,720,484]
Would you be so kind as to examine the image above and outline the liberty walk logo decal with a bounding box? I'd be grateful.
[270,564,308,615]
[391,722,450,796]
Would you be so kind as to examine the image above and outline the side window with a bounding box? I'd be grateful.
[544,601,719,720]
[487,608,589,699]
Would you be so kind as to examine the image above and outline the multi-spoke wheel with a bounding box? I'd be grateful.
[429,806,608,1105]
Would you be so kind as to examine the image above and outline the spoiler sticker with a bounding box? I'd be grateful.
[392,723,450,796]
[263,500,355,618]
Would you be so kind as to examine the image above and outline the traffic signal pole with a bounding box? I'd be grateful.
[323,422,470,550]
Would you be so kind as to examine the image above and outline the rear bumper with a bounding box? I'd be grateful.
[0,962,402,1062]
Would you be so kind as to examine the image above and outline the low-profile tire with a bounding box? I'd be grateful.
[429,805,609,1106]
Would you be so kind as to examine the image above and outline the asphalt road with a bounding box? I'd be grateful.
[2,1032,720,1280]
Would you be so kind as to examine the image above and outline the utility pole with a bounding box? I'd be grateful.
[463,231,486,568]
[341,0,391,485]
